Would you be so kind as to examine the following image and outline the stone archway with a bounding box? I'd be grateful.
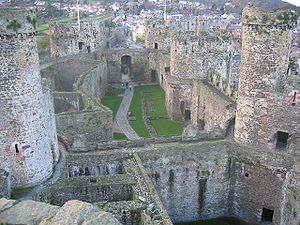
[121,55,131,80]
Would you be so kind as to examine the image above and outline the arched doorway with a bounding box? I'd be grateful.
[121,55,131,81]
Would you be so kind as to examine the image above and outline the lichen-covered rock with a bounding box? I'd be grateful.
[0,170,10,198]
[0,198,16,212]
[0,199,59,225]
[41,200,120,225]
[0,198,120,225]
[182,124,200,138]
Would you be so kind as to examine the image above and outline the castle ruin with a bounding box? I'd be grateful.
[0,4,300,225]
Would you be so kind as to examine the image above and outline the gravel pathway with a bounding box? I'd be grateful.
[116,87,140,140]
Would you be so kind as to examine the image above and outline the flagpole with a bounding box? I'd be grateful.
[164,0,167,21]
[77,0,80,31]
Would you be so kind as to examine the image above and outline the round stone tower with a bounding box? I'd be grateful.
[0,8,58,188]
[234,5,299,152]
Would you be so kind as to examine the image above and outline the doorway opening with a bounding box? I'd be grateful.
[275,131,289,152]
[151,70,157,82]
[261,208,274,224]
[121,55,132,80]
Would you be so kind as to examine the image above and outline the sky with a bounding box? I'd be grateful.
[282,0,300,7]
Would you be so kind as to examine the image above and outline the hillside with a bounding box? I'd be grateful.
[200,0,300,15]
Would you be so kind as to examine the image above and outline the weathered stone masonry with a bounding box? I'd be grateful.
[0,8,59,188]
[234,5,300,154]
[49,16,115,58]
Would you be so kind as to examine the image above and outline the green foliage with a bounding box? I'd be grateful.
[135,34,145,42]
[6,20,21,32]
[262,14,269,23]
[37,23,49,32]
[44,3,64,19]
[10,187,34,199]
[37,35,50,52]
[104,20,116,28]
[50,194,56,204]
[26,15,37,29]
[113,132,127,140]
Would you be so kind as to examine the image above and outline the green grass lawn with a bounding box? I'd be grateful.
[107,88,125,95]
[151,119,183,138]
[37,23,49,31]
[113,132,127,140]
[101,89,124,120]
[129,86,152,137]
[130,85,183,138]
[146,98,168,117]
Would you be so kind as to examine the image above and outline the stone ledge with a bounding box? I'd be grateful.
[0,198,120,225]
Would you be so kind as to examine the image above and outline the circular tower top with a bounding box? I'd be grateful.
[0,8,37,35]
[242,4,297,28]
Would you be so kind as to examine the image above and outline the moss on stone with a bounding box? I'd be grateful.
[6,20,21,32]
[262,14,268,24]
[26,15,37,29]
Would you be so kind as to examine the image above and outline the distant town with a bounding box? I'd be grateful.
[0,0,299,69]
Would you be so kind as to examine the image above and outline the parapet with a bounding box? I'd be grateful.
[242,4,297,28]
[0,8,37,35]
[172,31,199,43]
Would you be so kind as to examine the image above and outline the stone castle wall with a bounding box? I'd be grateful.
[148,50,170,90]
[76,59,108,100]
[42,85,60,163]
[49,16,115,58]
[234,5,299,153]
[170,31,230,80]
[0,169,10,199]
[165,77,193,122]
[56,109,113,148]
[191,80,236,133]
[41,56,113,147]
[139,140,300,225]
[145,20,171,51]
[0,8,58,188]
[104,49,151,83]
[53,92,83,114]
[40,174,135,206]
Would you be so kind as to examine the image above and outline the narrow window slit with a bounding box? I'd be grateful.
[15,144,19,154]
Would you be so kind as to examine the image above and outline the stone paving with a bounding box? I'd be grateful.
[116,86,141,140]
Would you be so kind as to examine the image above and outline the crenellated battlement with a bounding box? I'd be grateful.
[0,8,37,35]
[235,4,300,154]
